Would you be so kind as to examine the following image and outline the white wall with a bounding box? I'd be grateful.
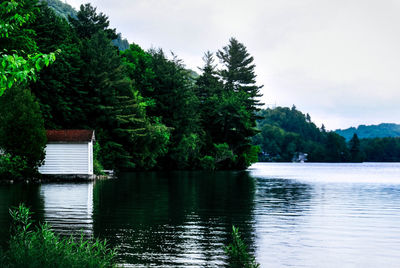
[39,143,92,175]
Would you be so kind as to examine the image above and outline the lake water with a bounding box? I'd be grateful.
[1,163,400,267]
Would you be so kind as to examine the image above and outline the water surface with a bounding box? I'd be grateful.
[1,163,400,267]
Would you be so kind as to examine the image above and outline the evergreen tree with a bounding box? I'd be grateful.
[30,3,85,129]
[32,2,75,52]
[217,37,263,109]
[147,49,202,169]
[216,38,262,169]
[121,43,157,100]
[120,44,173,169]
[69,3,117,40]
[196,52,226,155]
[324,132,349,162]
[196,51,221,101]
[349,133,363,162]
[79,30,141,170]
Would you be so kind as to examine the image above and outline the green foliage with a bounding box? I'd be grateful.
[253,106,400,162]
[144,49,202,169]
[29,3,172,171]
[214,143,234,163]
[78,26,149,170]
[336,123,400,140]
[257,106,322,142]
[324,132,349,162]
[214,38,262,169]
[6,0,263,171]
[121,43,157,98]
[0,86,46,176]
[93,142,104,175]
[360,137,400,162]
[171,133,202,169]
[69,3,117,40]
[239,145,260,169]
[0,0,38,51]
[199,155,215,170]
[0,0,57,96]
[225,226,260,268]
[0,153,29,180]
[195,42,262,170]
[29,3,85,129]
[217,38,263,103]
[0,52,57,95]
[0,204,117,268]
[133,119,171,169]
[349,133,364,162]
[253,107,350,162]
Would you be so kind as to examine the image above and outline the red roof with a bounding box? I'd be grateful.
[46,130,95,142]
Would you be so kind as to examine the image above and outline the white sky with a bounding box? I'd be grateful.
[64,0,400,130]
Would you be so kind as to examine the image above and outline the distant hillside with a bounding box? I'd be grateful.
[42,0,77,20]
[335,123,400,140]
[42,0,129,51]
[253,106,351,162]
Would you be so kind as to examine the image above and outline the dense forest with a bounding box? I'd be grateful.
[0,0,262,178]
[1,0,399,180]
[252,106,355,162]
[253,106,400,163]
[335,123,400,140]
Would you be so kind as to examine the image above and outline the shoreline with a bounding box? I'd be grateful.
[0,173,114,185]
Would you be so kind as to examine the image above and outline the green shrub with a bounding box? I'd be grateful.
[93,142,105,175]
[241,145,261,168]
[0,153,29,180]
[0,204,117,268]
[199,155,215,170]
[225,226,260,268]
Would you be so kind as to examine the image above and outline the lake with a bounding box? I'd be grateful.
[1,163,400,267]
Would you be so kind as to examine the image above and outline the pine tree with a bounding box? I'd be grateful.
[196,51,221,101]
[147,49,202,169]
[69,3,117,40]
[215,38,263,169]
[121,43,156,98]
[217,37,263,109]
[196,52,224,152]
[30,4,85,129]
[349,133,363,162]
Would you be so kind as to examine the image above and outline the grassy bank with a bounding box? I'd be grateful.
[0,204,117,268]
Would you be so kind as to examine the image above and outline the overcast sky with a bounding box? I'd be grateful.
[65,0,400,130]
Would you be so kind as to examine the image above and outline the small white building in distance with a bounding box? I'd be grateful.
[39,130,95,178]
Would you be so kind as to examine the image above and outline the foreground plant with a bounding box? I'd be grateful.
[0,204,117,268]
[0,0,58,96]
[225,226,260,268]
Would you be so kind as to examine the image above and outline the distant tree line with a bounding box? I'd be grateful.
[335,123,400,141]
[0,0,262,179]
[253,106,400,163]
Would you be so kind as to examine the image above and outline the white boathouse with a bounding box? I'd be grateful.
[39,130,95,178]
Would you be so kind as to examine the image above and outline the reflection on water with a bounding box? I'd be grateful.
[40,183,94,237]
[250,163,400,268]
[92,171,257,267]
[1,163,400,267]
